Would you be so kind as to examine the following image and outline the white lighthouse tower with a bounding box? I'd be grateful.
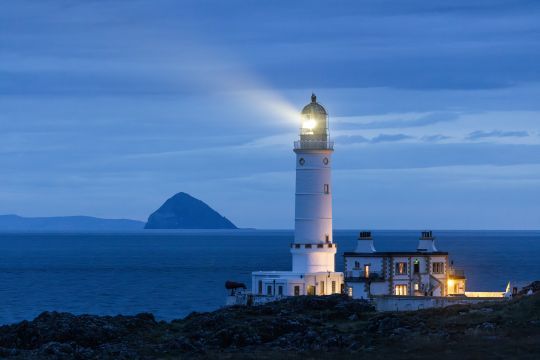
[292,93,336,273]
[251,94,343,298]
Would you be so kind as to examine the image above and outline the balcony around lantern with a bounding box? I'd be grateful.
[294,140,334,150]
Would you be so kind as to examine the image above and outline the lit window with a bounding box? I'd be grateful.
[395,285,408,296]
[395,262,408,275]
[364,264,370,278]
[414,283,419,291]
[320,281,325,295]
[332,281,336,293]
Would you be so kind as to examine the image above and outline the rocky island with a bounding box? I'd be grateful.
[0,282,538,359]
[145,192,237,230]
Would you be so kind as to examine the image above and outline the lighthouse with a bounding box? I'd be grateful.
[251,94,343,299]
[291,93,336,273]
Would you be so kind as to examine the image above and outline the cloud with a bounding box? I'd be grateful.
[421,134,451,142]
[370,134,413,143]
[334,135,370,144]
[336,112,460,130]
[467,130,529,140]
[336,133,414,144]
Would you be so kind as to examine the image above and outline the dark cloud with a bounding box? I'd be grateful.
[467,130,529,140]
[421,134,451,142]
[336,112,459,130]
[370,134,413,143]
[336,133,414,144]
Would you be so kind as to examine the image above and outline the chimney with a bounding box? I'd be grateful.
[417,230,437,252]
[355,231,376,253]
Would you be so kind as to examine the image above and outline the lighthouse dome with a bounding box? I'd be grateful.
[300,93,329,139]
[301,93,328,116]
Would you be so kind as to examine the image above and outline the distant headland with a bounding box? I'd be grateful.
[0,192,237,231]
[0,215,145,231]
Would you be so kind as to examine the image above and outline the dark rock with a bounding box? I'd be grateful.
[144,192,237,229]
[0,284,539,358]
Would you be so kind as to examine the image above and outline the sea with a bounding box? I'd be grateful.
[0,230,538,325]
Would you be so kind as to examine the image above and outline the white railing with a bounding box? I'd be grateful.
[294,140,334,150]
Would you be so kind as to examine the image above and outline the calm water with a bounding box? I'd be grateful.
[0,230,538,325]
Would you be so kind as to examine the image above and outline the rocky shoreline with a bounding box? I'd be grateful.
[1,283,539,359]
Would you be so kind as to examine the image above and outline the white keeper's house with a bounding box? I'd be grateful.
[344,231,467,299]
[251,94,343,298]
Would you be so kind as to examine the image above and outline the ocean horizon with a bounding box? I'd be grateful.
[0,229,539,325]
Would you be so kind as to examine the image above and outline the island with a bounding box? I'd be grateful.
[144,192,237,229]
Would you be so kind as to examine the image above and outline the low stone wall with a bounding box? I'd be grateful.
[373,295,506,312]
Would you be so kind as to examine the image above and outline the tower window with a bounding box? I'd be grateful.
[325,234,330,243]
[324,184,329,194]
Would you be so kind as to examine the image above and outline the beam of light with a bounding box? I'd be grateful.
[136,32,301,128]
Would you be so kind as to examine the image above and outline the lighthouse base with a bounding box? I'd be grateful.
[251,270,343,298]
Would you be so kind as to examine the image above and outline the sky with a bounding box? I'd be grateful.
[1,0,539,229]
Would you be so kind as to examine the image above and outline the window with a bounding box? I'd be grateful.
[414,259,420,274]
[364,264,370,278]
[395,262,408,275]
[331,281,336,293]
[395,285,408,296]
[258,280,262,295]
[307,285,315,296]
[432,262,444,274]
[348,287,353,297]
[320,281,325,295]
[325,234,330,243]
[414,283,419,291]
[267,285,272,295]
[324,184,330,194]
[278,285,283,296]
[354,261,360,269]
[294,286,300,296]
